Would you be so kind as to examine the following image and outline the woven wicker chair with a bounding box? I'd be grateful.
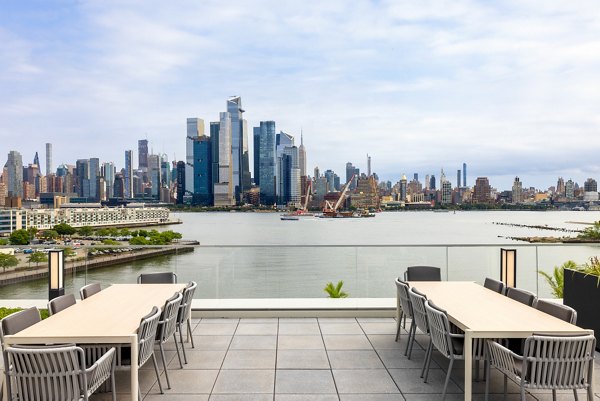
[156,292,183,389]
[137,272,178,284]
[6,344,116,401]
[394,278,413,344]
[176,281,197,363]
[424,299,465,401]
[79,283,102,300]
[485,333,595,401]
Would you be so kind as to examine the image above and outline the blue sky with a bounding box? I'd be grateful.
[1,0,600,190]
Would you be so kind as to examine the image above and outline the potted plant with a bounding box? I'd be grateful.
[563,256,600,350]
[324,280,348,298]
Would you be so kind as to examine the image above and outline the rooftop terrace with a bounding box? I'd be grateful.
[89,316,600,401]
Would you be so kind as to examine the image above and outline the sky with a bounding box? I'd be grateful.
[1,0,600,191]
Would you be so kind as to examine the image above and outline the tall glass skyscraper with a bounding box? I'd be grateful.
[193,136,212,205]
[186,118,204,196]
[45,143,52,176]
[5,151,23,198]
[257,121,276,205]
[124,150,133,198]
[138,139,149,171]
[226,96,250,202]
[214,112,235,206]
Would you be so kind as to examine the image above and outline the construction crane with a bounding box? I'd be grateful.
[301,180,312,212]
[322,174,354,217]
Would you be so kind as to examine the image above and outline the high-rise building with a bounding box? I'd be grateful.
[565,179,575,200]
[257,121,276,205]
[473,177,491,203]
[399,175,407,201]
[462,163,467,187]
[283,146,301,206]
[324,169,338,192]
[89,157,100,200]
[346,162,359,190]
[176,161,186,204]
[192,135,212,205]
[210,122,220,197]
[113,173,124,198]
[227,96,251,201]
[253,126,260,186]
[148,154,161,198]
[33,152,40,167]
[557,177,565,196]
[425,174,430,190]
[456,170,461,189]
[512,176,523,203]
[186,118,204,196]
[138,139,149,171]
[441,180,452,204]
[314,166,320,179]
[299,132,307,178]
[214,112,235,206]
[45,143,52,176]
[124,150,133,198]
[75,159,90,197]
[276,132,294,204]
[583,178,599,201]
[102,162,115,198]
[429,175,436,191]
[5,151,23,198]
[367,154,372,177]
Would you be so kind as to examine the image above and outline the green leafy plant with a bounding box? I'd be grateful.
[538,260,577,298]
[324,280,348,298]
[27,251,48,268]
[0,307,49,320]
[579,256,600,286]
[578,221,600,240]
[0,253,19,273]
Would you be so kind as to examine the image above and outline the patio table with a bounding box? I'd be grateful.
[3,283,185,401]
[407,281,593,401]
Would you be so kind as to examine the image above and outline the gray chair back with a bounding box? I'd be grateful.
[158,292,183,344]
[48,294,77,316]
[408,287,429,335]
[6,344,116,401]
[80,283,101,300]
[138,272,178,284]
[395,278,413,319]
[534,299,577,324]
[1,307,41,341]
[425,299,457,359]
[405,266,441,281]
[522,333,595,390]
[138,306,161,368]
[483,277,505,294]
[505,287,536,306]
[177,281,197,324]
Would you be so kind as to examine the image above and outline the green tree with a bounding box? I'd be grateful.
[54,223,76,237]
[129,236,149,245]
[9,229,30,245]
[101,239,119,245]
[96,228,110,237]
[324,280,349,298]
[78,226,94,237]
[0,239,8,246]
[40,230,58,240]
[0,254,19,273]
[63,247,77,260]
[27,227,38,240]
[27,251,48,268]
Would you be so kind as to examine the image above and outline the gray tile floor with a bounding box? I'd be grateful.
[91,317,600,401]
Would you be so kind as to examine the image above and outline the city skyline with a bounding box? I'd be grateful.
[2,1,600,189]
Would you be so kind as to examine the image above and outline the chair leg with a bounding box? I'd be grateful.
[404,320,415,357]
[587,386,593,401]
[159,343,171,389]
[484,358,491,401]
[173,333,184,369]
[520,385,526,401]
[421,340,433,379]
[151,353,163,394]
[178,324,188,364]
[441,358,454,401]
[111,370,116,401]
[475,359,480,382]
[423,341,435,383]
[503,375,507,401]
[187,318,195,348]
[406,322,417,359]
[552,389,557,401]
[395,310,403,342]
[573,389,579,401]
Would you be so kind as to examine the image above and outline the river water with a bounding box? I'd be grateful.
[1,210,599,300]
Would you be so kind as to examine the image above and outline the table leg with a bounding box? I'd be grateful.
[464,330,472,401]
[130,335,138,401]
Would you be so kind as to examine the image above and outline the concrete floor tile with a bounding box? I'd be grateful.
[368,335,407,350]
[168,350,226,369]
[279,335,325,350]
[212,369,275,394]
[230,334,277,349]
[323,335,373,350]
[277,349,330,369]
[339,395,404,401]
[222,350,276,369]
[210,395,273,401]
[236,323,278,335]
[276,369,337,394]
[328,350,384,369]
[388,368,461,394]
[275,395,339,401]
[319,323,364,335]
[359,322,398,335]
[333,369,400,394]
[148,369,219,394]
[279,322,321,335]
[191,335,233,350]
[195,323,238,335]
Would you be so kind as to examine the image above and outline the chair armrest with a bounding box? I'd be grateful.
[486,339,523,378]
[85,347,116,394]
[448,332,465,339]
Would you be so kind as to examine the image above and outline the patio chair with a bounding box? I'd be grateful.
[80,282,102,300]
[0,307,42,401]
[485,333,595,401]
[534,299,577,324]
[156,292,183,389]
[137,272,178,284]
[396,277,413,342]
[424,299,465,401]
[176,281,197,363]
[505,287,536,306]
[48,293,77,315]
[136,306,164,400]
[6,344,116,401]
[483,277,505,294]
[404,265,441,281]
[407,287,431,375]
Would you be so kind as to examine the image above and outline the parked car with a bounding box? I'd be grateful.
[23,248,34,254]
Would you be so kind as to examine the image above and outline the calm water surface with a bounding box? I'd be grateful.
[2,211,599,299]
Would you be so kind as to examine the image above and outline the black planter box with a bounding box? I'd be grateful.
[563,268,600,350]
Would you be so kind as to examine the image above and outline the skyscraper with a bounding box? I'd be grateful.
[213,112,235,206]
[89,157,100,200]
[367,154,372,177]
[5,151,23,198]
[457,170,461,189]
[33,152,40,167]
[176,161,186,204]
[276,132,294,205]
[512,176,523,203]
[345,162,359,190]
[462,163,467,187]
[473,177,491,203]
[257,121,276,205]
[192,135,212,205]
[124,150,133,198]
[102,162,115,198]
[148,154,161,198]
[253,126,260,186]
[565,179,575,200]
[299,132,307,178]
[399,175,407,201]
[227,96,250,201]
[138,139,149,171]
[75,159,90,197]
[186,118,204,195]
[45,143,52,176]
[429,175,436,191]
